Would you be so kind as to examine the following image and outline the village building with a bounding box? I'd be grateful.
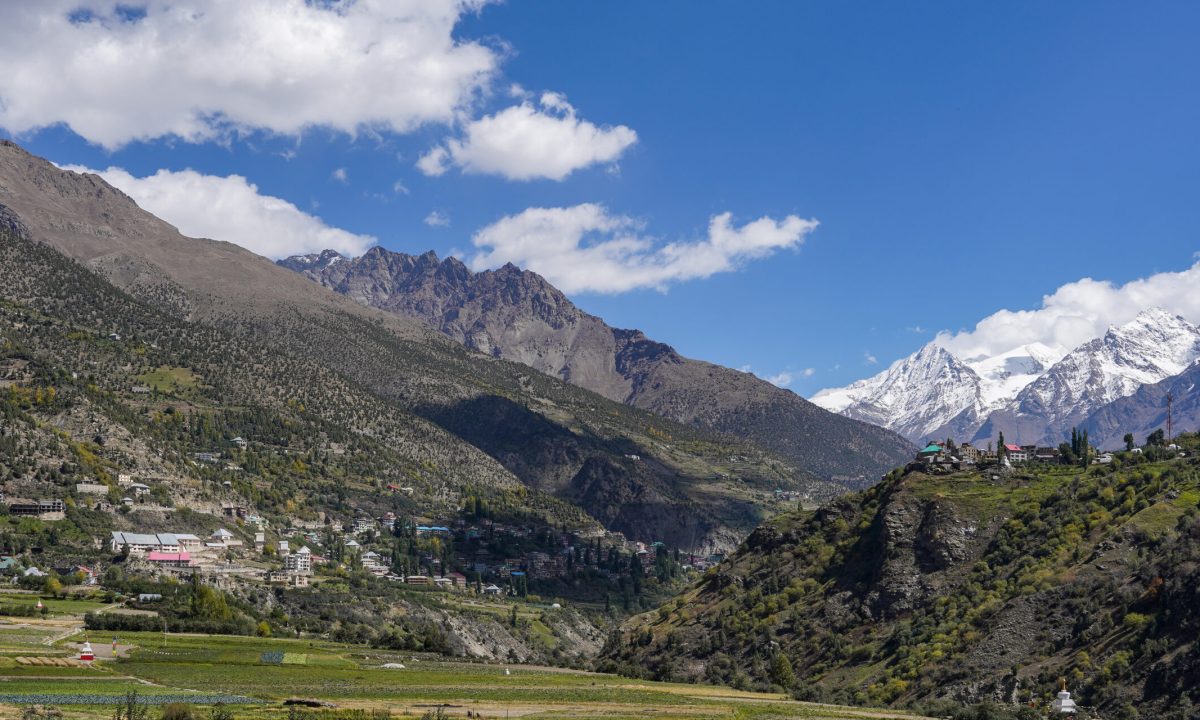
[266,571,309,587]
[284,545,313,574]
[1034,446,1060,462]
[206,528,242,548]
[146,551,192,568]
[7,499,65,520]
[1004,444,1029,462]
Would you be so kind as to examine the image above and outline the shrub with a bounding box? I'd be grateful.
[160,704,195,720]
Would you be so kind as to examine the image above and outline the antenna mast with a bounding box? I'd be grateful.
[1167,392,1173,444]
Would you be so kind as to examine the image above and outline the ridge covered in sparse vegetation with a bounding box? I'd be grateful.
[609,435,1200,718]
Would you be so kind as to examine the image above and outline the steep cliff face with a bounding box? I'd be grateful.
[609,446,1200,714]
[280,247,916,486]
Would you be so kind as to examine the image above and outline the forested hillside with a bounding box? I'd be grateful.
[609,438,1200,717]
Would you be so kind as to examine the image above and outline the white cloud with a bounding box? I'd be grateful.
[417,147,452,177]
[0,1,499,149]
[331,168,348,184]
[469,204,817,294]
[418,92,637,181]
[802,368,816,377]
[424,210,451,227]
[63,164,374,259]
[392,181,410,195]
[934,260,1200,361]
[765,372,794,388]
[864,353,879,365]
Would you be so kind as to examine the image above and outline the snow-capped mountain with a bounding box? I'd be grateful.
[813,308,1200,446]
[811,343,989,442]
[983,308,1200,445]
[967,342,1065,407]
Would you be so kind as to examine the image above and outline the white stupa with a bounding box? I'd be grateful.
[1051,678,1077,714]
[79,639,95,662]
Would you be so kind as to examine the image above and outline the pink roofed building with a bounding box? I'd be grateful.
[146,551,192,568]
[1004,444,1029,462]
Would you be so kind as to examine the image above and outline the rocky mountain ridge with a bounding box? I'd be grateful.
[279,246,915,488]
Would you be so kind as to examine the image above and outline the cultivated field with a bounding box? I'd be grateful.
[0,608,932,720]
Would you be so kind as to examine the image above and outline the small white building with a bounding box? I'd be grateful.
[207,528,242,548]
[1052,680,1078,714]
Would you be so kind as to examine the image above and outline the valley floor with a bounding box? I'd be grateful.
[0,604,930,720]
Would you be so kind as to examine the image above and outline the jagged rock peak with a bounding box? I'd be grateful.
[277,243,917,485]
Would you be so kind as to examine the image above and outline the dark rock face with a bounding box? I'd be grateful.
[866,489,974,618]
[280,247,916,486]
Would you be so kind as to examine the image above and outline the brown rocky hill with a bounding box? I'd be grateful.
[0,139,812,551]
[279,247,914,488]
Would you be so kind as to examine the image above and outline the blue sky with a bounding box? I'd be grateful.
[3,1,1199,396]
